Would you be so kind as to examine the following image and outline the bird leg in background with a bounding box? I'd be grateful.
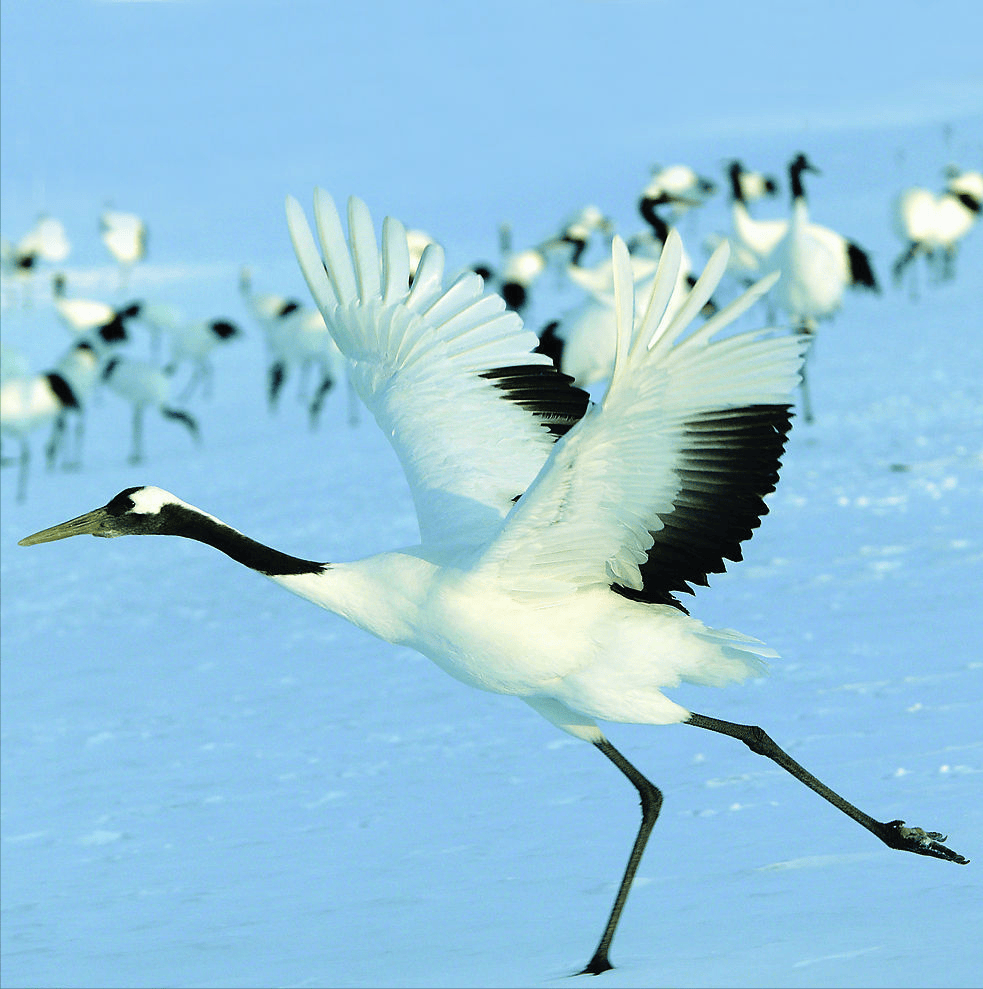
[44,414,67,470]
[579,739,664,976]
[268,361,286,411]
[128,406,145,465]
[686,713,969,864]
[892,241,922,291]
[9,439,29,502]
[797,323,816,424]
[308,373,334,430]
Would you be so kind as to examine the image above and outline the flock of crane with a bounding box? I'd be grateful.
[2,154,980,506]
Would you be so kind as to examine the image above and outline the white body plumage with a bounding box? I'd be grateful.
[277,550,771,737]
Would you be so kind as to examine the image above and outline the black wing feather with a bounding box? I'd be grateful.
[480,364,591,438]
[614,404,794,613]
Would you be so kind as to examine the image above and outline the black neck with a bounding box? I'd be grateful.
[639,197,670,243]
[789,161,808,201]
[727,163,746,204]
[159,504,326,576]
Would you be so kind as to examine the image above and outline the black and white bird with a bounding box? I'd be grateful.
[1,215,71,305]
[45,340,105,471]
[20,193,967,975]
[1,334,114,499]
[765,154,880,309]
[52,271,115,335]
[51,272,143,343]
[239,266,329,419]
[239,267,351,427]
[762,154,880,421]
[644,163,717,223]
[1,291,139,491]
[161,316,242,400]
[893,166,982,289]
[2,215,72,272]
[238,265,305,332]
[277,306,355,427]
[1,342,100,501]
[100,355,199,464]
[3,372,75,501]
[705,160,789,286]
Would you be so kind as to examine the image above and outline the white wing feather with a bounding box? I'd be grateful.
[473,233,807,598]
[286,192,575,550]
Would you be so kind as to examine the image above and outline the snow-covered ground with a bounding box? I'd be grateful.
[3,2,982,987]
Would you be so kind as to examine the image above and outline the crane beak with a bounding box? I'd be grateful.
[19,506,115,546]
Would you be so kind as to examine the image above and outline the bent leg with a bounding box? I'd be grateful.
[580,739,664,976]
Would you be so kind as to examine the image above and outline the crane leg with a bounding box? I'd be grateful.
[796,324,815,424]
[892,242,920,288]
[45,413,67,470]
[308,373,334,430]
[579,738,664,976]
[686,713,967,864]
[16,438,30,502]
[68,412,85,469]
[268,361,286,412]
[129,407,146,464]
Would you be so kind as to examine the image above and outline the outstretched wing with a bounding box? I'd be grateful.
[473,232,808,610]
[286,192,590,549]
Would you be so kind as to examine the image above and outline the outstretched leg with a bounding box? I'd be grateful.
[580,738,664,976]
[686,713,968,864]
